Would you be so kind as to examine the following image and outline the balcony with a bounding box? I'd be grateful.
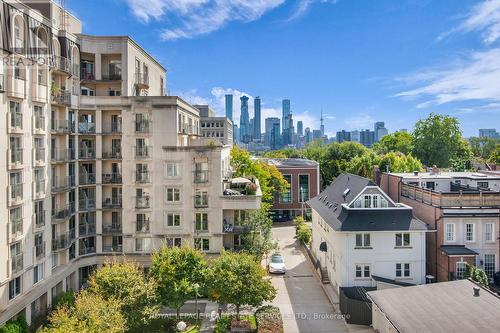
[51,55,71,74]
[79,147,96,160]
[401,183,500,208]
[102,197,122,209]
[79,246,96,256]
[78,122,96,134]
[8,148,23,168]
[31,81,48,103]
[81,70,95,81]
[51,148,73,163]
[221,179,262,210]
[194,198,209,209]
[79,223,96,237]
[135,219,150,233]
[51,176,75,192]
[135,72,149,88]
[35,242,45,260]
[6,75,26,98]
[79,198,96,211]
[135,120,151,133]
[51,90,71,106]
[33,212,45,228]
[102,173,122,184]
[102,122,122,134]
[102,245,123,253]
[135,146,151,159]
[51,119,74,134]
[8,218,23,239]
[194,171,209,184]
[52,203,76,221]
[79,173,96,185]
[135,171,151,184]
[102,223,122,234]
[222,221,248,233]
[10,253,23,274]
[52,230,75,251]
[102,149,122,159]
[135,196,151,209]
[9,184,23,205]
[34,147,45,164]
[33,115,46,133]
[101,73,122,81]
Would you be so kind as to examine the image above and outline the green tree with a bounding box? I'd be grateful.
[469,137,500,159]
[0,316,28,333]
[240,208,278,260]
[87,260,158,331]
[150,246,206,318]
[489,144,500,164]
[40,290,126,333]
[372,131,415,155]
[207,251,276,320]
[450,138,474,171]
[413,113,465,167]
[464,264,489,288]
[379,152,424,173]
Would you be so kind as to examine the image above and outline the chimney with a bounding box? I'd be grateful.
[473,287,480,297]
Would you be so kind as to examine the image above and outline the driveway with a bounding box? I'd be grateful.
[267,223,348,333]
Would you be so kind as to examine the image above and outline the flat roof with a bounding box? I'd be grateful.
[260,158,319,168]
[387,171,500,180]
[368,279,500,333]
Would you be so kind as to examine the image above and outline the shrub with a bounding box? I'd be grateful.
[296,224,312,244]
[255,306,283,333]
[214,315,231,333]
[293,216,306,235]
[52,290,74,310]
[0,315,28,333]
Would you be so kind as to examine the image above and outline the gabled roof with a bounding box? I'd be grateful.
[307,173,427,232]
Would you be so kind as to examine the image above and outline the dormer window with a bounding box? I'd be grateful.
[353,194,388,208]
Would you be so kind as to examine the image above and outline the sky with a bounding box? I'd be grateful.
[68,0,500,138]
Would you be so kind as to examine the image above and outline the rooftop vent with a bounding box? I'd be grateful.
[473,287,480,297]
[343,188,350,199]
[413,171,419,176]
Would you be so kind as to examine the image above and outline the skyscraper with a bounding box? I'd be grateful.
[265,117,281,149]
[374,121,388,141]
[320,112,325,136]
[282,99,291,131]
[336,130,351,143]
[225,94,233,121]
[297,121,303,136]
[479,129,500,139]
[239,96,250,143]
[360,129,375,147]
[253,96,261,141]
[305,128,312,143]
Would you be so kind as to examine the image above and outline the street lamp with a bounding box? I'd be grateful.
[193,283,200,322]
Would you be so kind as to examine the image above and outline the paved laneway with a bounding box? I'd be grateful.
[268,223,348,333]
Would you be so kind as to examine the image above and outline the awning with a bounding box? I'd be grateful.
[440,245,478,256]
[231,177,251,184]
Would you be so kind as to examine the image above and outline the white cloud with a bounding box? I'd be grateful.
[288,0,337,21]
[396,48,500,107]
[344,113,374,130]
[125,0,284,40]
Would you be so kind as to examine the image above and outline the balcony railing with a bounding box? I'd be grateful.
[194,195,209,208]
[9,148,23,166]
[51,90,71,106]
[79,147,96,159]
[102,173,122,184]
[51,119,74,133]
[34,212,45,228]
[79,198,96,211]
[9,114,23,131]
[51,176,74,192]
[101,73,122,81]
[78,122,96,134]
[102,245,123,252]
[51,148,73,162]
[10,253,23,274]
[135,72,149,87]
[136,219,150,233]
[102,122,122,134]
[52,230,75,251]
[222,221,247,233]
[102,149,122,159]
[35,242,45,259]
[194,170,209,184]
[52,202,76,221]
[9,218,23,237]
[79,223,96,237]
[102,224,122,234]
[81,71,95,80]
[34,147,45,163]
[135,171,150,183]
[79,173,96,185]
[135,120,151,133]
[51,55,71,74]
[102,197,122,209]
[9,183,23,203]
[79,246,96,256]
[135,196,151,209]
[135,146,151,158]
[34,115,45,131]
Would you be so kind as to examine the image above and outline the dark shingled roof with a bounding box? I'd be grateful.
[371,275,415,287]
[440,245,478,256]
[307,173,428,232]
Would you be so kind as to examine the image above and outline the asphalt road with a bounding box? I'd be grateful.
[268,223,349,333]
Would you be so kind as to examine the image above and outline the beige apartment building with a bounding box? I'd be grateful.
[0,0,260,325]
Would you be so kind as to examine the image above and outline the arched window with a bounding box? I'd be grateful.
[13,15,24,51]
[36,27,48,53]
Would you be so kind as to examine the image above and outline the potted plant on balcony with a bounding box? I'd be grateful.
[245,182,258,195]
[51,81,59,97]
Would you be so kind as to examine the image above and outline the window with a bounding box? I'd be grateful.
[485,223,494,242]
[355,233,371,248]
[425,181,435,190]
[396,263,411,278]
[445,223,455,242]
[9,101,22,129]
[280,175,292,203]
[33,264,44,284]
[484,254,496,280]
[194,238,210,251]
[395,233,411,247]
[456,262,466,280]
[195,190,208,208]
[166,163,179,177]
[355,264,370,278]
[353,194,388,208]
[9,207,22,235]
[166,213,181,227]
[51,253,57,269]
[166,237,181,247]
[477,181,489,189]
[108,89,121,96]
[298,175,310,202]
[135,238,151,252]
[166,188,181,202]
[9,277,21,300]
[466,223,475,242]
[195,213,208,231]
[81,87,95,96]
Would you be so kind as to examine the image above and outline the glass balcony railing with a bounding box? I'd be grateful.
[9,148,23,166]
[52,202,76,221]
[135,146,151,158]
[102,223,122,234]
[102,149,122,159]
[78,122,96,134]
[135,196,151,209]
[135,171,150,183]
[102,197,122,209]
[79,223,96,237]
[78,147,96,159]
[51,90,71,106]
[135,219,150,233]
[102,173,122,184]
[10,253,23,274]
[102,244,123,252]
[79,246,96,256]
[79,173,96,185]
[51,119,74,133]
[79,198,96,211]
[102,122,122,134]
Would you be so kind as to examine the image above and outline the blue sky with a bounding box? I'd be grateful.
[69,0,500,137]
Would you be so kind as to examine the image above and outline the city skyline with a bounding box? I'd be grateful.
[67,0,500,137]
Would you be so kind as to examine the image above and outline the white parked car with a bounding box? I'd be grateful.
[268,253,286,274]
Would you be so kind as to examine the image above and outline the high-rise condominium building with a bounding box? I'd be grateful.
[479,129,500,139]
[225,94,233,122]
[374,121,388,142]
[239,96,250,143]
[297,121,303,136]
[253,97,261,142]
[282,99,291,131]
[0,0,260,325]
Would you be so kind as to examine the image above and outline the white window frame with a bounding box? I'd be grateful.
[165,187,181,202]
[194,238,210,252]
[195,212,209,231]
[465,223,475,242]
[165,237,182,248]
[33,263,44,285]
[396,263,411,278]
[484,254,496,280]
[9,276,22,300]
[445,223,455,242]
[395,232,411,248]
[485,223,494,242]
[165,162,180,177]
[456,261,466,280]
[355,233,371,248]
[355,264,371,279]
[166,213,181,227]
